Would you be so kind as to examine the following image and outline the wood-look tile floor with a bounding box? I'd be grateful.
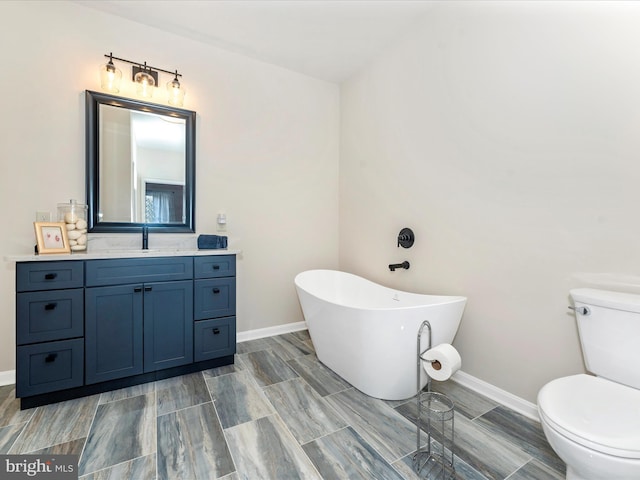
[0,331,564,479]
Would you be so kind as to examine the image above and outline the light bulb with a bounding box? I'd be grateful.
[167,72,185,107]
[135,70,155,98]
[100,57,121,93]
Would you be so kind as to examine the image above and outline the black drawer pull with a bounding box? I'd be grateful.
[44,303,58,311]
[212,288,221,294]
[144,286,153,292]
[45,353,58,363]
[44,273,58,280]
[212,328,220,335]
[212,265,220,270]
[134,287,143,292]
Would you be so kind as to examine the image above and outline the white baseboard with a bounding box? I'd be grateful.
[237,321,307,343]
[451,370,540,422]
[0,370,15,386]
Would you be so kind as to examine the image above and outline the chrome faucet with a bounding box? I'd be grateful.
[142,225,149,250]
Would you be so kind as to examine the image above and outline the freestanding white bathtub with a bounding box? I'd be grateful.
[294,270,466,400]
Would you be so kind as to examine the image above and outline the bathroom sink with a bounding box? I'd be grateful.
[98,248,183,255]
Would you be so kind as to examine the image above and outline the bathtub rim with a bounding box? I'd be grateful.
[294,269,467,311]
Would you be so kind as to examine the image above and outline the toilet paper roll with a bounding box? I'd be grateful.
[421,343,462,381]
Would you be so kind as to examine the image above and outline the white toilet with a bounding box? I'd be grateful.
[538,288,640,480]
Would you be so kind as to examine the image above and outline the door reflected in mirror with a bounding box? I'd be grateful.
[86,91,195,233]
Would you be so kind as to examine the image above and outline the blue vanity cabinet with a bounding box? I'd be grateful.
[15,253,236,409]
[193,255,236,361]
[84,258,194,383]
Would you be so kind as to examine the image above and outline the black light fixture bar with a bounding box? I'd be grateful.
[104,53,182,78]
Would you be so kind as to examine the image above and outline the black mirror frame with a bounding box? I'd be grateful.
[85,90,196,233]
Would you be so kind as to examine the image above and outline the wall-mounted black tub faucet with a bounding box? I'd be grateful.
[389,261,410,272]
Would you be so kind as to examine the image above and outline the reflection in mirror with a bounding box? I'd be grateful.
[86,90,195,233]
[99,106,186,223]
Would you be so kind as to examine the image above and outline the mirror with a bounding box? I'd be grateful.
[86,90,196,233]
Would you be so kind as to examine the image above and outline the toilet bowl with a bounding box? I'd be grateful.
[538,288,640,480]
[538,374,640,480]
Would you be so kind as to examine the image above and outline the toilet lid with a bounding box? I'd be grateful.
[538,374,640,459]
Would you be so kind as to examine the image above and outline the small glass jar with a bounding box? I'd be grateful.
[57,199,88,253]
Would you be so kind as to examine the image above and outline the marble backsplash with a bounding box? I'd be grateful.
[88,233,199,252]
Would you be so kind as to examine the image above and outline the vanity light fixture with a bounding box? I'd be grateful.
[100,53,186,106]
[100,53,122,93]
[167,70,186,107]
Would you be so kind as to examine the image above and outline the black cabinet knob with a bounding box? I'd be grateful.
[44,303,57,311]
[45,353,58,363]
[134,287,143,292]
[44,273,58,280]
[212,288,220,294]
[212,265,220,270]
[212,328,220,335]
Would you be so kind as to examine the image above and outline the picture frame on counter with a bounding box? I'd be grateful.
[34,222,71,254]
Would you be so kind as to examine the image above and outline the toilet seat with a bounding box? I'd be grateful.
[538,374,640,459]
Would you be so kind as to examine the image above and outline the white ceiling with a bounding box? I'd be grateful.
[74,0,436,83]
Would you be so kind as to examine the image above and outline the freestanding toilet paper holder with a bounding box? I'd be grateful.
[413,320,456,480]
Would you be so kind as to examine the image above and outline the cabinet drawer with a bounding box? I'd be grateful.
[16,261,84,292]
[17,289,83,345]
[86,257,193,286]
[194,278,236,320]
[194,317,236,361]
[16,339,84,397]
[194,255,236,279]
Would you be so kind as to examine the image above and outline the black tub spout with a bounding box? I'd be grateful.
[389,261,410,272]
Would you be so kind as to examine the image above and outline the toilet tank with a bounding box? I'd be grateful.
[570,288,640,390]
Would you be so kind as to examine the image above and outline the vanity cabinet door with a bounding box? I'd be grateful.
[85,284,144,384]
[143,280,193,372]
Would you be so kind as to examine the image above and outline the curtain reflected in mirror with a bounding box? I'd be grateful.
[145,182,184,223]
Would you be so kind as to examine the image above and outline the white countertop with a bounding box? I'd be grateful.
[6,249,241,262]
